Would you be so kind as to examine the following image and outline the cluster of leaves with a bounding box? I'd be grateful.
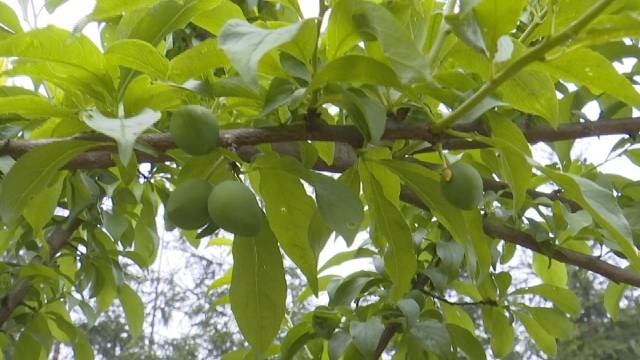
[0,0,638,359]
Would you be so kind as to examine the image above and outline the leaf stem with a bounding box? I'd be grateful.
[432,0,615,132]
[424,0,457,75]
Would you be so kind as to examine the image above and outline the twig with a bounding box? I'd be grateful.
[420,289,498,307]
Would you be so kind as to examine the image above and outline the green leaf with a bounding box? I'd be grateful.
[312,173,364,246]
[23,172,65,235]
[349,317,384,359]
[526,307,576,341]
[218,19,304,88]
[332,88,386,142]
[536,167,640,269]
[105,39,169,80]
[0,95,76,119]
[328,271,376,307]
[310,55,401,90]
[532,252,567,288]
[352,2,429,83]
[319,248,376,274]
[260,169,319,294]
[488,114,532,214]
[447,324,486,360]
[73,330,95,360]
[604,281,627,321]
[511,284,581,316]
[118,284,145,340]
[514,311,557,356]
[360,161,416,300]
[0,140,100,224]
[0,2,23,34]
[0,26,106,76]
[489,308,515,358]
[409,320,452,357]
[473,0,527,56]
[192,0,245,36]
[498,69,559,126]
[230,225,287,355]
[82,108,161,165]
[168,38,228,83]
[325,0,360,59]
[537,48,640,107]
[573,14,640,48]
[89,0,156,20]
[281,322,316,360]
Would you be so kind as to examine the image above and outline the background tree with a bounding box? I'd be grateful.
[0,0,639,359]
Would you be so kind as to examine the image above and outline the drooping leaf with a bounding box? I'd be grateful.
[168,38,228,83]
[473,0,527,56]
[260,169,319,294]
[604,281,627,321]
[0,2,23,35]
[0,95,75,119]
[192,0,245,36]
[349,317,385,359]
[310,55,401,90]
[409,320,452,357]
[0,140,100,224]
[489,308,515,358]
[118,284,145,340]
[511,284,581,316]
[498,69,559,126]
[448,324,486,360]
[514,311,557,356]
[230,226,287,355]
[532,252,568,288]
[360,161,416,300]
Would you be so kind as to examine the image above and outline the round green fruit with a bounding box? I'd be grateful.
[441,161,483,210]
[167,179,213,230]
[208,181,263,236]
[170,105,219,156]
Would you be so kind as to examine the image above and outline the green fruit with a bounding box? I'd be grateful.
[170,105,219,156]
[441,161,483,210]
[208,181,263,236]
[167,179,212,230]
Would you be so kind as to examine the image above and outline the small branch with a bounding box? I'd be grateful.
[0,217,83,328]
[420,289,498,307]
[434,0,616,131]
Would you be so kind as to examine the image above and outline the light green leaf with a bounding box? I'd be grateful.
[532,252,567,288]
[573,14,640,48]
[260,169,319,294]
[527,307,576,341]
[514,311,557,356]
[511,284,581,316]
[310,55,401,90]
[73,330,95,360]
[230,226,286,355]
[325,0,360,59]
[352,2,429,83]
[0,2,23,34]
[89,0,156,20]
[118,284,145,340]
[332,89,386,142]
[192,0,245,36]
[319,248,376,274]
[489,308,515,358]
[329,271,376,307]
[23,172,65,235]
[447,324,486,360]
[0,95,76,119]
[498,69,559,126]
[360,161,415,300]
[538,48,640,107]
[604,281,627,321]
[441,302,475,333]
[409,320,452,357]
[105,39,169,79]
[312,173,364,246]
[82,108,161,165]
[489,114,532,213]
[168,38,228,83]
[536,167,640,269]
[350,317,384,359]
[0,140,100,224]
[473,0,527,56]
[219,19,304,88]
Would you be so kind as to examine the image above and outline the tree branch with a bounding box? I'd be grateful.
[2,117,640,170]
[0,217,83,328]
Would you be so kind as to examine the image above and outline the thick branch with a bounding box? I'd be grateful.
[2,118,640,169]
[0,217,82,328]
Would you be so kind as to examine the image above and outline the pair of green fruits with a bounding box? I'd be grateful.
[167,179,263,236]
[168,105,262,236]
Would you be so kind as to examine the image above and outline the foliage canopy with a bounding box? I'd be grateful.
[0,0,639,358]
